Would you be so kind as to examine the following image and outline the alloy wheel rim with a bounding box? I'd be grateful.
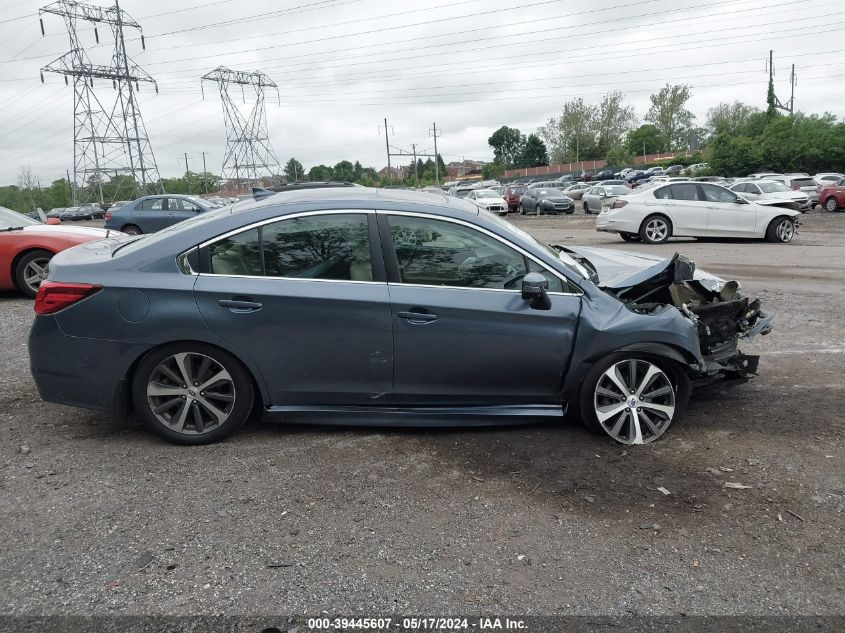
[594,359,675,445]
[646,219,668,241]
[23,258,51,294]
[777,219,794,242]
[146,352,236,435]
[826,199,836,211]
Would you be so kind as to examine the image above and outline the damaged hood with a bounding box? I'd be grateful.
[562,245,725,290]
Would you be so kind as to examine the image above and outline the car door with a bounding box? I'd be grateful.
[134,197,169,232]
[653,183,709,234]
[378,212,581,405]
[168,198,201,227]
[701,184,759,236]
[192,210,394,406]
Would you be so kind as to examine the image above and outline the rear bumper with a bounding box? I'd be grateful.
[28,315,150,415]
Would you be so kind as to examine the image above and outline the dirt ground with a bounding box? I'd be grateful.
[0,211,842,618]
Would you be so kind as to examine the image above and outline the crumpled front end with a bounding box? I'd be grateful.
[562,247,774,379]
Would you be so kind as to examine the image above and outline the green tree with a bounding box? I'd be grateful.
[283,158,304,181]
[626,124,662,156]
[706,101,761,137]
[517,134,549,167]
[333,160,355,182]
[594,90,636,156]
[645,83,696,152]
[308,164,334,181]
[606,146,634,168]
[488,125,524,166]
[538,97,597,163]
[481,163,504,180]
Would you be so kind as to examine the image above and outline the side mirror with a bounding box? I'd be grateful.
[521,272,551,310]
[46,217,62,225]
[734,197,749,204]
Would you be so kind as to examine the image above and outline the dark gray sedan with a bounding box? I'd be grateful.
[29,188,773,446]
[103,194,212,235]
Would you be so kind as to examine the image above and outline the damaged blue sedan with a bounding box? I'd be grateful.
[28,188,773,445]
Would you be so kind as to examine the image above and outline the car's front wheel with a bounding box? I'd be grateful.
[640,214,672,243]
[15,249,53,298]
[824,197,839,212]
[765,216,795,243]
[583,202,590,214]
[579,354,689,444]
[518,204,525,215]
[133,343,255,445]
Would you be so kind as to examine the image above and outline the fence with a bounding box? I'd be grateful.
[502,152,690,179]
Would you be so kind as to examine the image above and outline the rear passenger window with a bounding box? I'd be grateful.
[139,198,165,211]
[654,186,671,199]
[209,228,262,276]
[262,214,372,281]
[668,184,700,201]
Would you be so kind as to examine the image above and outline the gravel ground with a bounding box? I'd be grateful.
[0,211,843,617]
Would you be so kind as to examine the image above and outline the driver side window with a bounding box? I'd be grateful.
[387,215,559,291]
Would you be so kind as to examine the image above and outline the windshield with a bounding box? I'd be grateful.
[484,212,588,281]
[475,190,500,198]
[605,186,630,195]
[759,182,790,193]
[0,206,40,229]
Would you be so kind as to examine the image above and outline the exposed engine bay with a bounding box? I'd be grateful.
[558,247,774,378]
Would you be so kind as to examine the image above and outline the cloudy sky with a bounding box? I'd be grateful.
[0,0,842,186]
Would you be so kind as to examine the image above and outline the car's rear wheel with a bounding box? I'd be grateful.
[133,343,255,445]
[14,249,53,299]
[122,224,142,236]
[579,354,689,445]
[640,214,672,243]
[824,197,839,212]
[620,232,640,242]
[765,216,795,243]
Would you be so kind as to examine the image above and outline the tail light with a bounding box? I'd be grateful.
[34,281,102,315]
[611,200,628,209]
[105,211,111,220]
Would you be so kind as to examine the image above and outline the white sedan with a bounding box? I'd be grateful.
[729,179,811,211]
[595,180,800,244]
[465,189,509,215]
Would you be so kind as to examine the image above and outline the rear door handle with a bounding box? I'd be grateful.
[397,310,438,323]
[218,298,263,313]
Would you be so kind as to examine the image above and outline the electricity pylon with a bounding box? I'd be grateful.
[39,0,163,203]
[201,66,281,192]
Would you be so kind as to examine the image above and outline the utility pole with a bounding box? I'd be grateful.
[180,153,193,194]
[429,122,442,185]
[766,50,795,115]
[201,151,209,193]
[379,117,392,181]
[411,144,419,187]
[642,141,646,164]
[384,123,437,187]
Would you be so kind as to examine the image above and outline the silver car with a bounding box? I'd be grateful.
[561,183,593,200]
[582,185,631,215]
[729,180,811,212]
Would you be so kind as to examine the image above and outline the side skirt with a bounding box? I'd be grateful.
[263,403,567,427]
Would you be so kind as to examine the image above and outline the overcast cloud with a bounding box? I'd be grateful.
[0,0,842,185]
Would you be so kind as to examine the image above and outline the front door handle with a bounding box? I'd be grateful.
[397,310,438,323]
[218,298,263,313]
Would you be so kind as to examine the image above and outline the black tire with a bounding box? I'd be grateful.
[824,197,839,212]
[122,224,142,236]
[578,352,690,445]
[620,232,640,242]
[639,214,672,244]
[583,202,590,214]
[132,342,256,445]
[765,215,795,243]
[14,249,53,299]
[518,204,525,215]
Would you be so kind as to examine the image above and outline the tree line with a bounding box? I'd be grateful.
[486,83,845,177]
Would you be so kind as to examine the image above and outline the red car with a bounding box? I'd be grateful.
[819,178,845,212]
[498,185,526,212]
[0,206,116,298]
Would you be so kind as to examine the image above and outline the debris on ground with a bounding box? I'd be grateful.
[724,482,752,489]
